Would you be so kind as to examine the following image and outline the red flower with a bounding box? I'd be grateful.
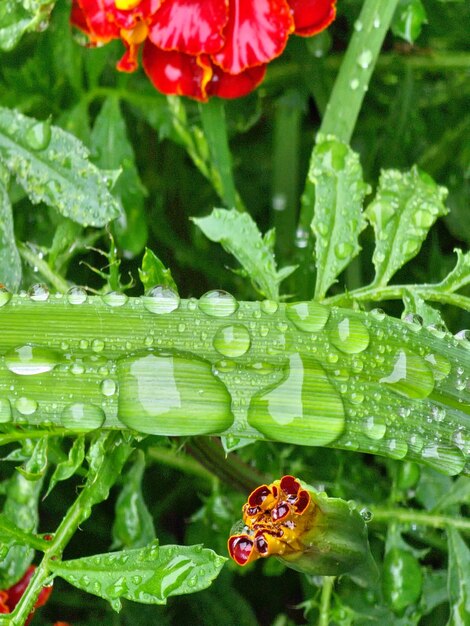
[71,0,336,100]
[0,566,53,625]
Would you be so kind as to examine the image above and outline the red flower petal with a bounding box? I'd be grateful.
[149,0,228,55]
[208,64,266,99]
[288,0,337,37]
[212,0,294,74]
[72,0,120,41]
[142,43,213,101]
[228,535,254,565]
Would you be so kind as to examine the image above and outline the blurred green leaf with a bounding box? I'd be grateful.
[51,542,227,611]
[192,208,295,300]
[0,106,121,227]
[138,247,178,293]
[366,167,448,287]
[91,96,148,256]
[309,136,369,299]
[0,0,55,51]
[45,436,85,498]
[446,528,470,626]
[111,450,155,550]
[392,0,427,44]
[0,167,21,291]
[434,476,470,511]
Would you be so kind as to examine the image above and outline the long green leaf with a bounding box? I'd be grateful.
[366,166,448,287]
[50,542,226,611]
[310,136,369,299]
[446,527,470,626]
[0,106,121,227]
[193,208,295,300]
[435,249,470,294]
[0,168,21,291]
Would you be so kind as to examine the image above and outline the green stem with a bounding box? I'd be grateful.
[0,518,48,552]
[318,576,335,626]
[17,242,69,293]
[8,433,132,625]
[147,445,214,483]
[369,507,470,533]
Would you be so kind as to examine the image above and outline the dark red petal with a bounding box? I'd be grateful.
[280,475,300,497]
[208,64,266,99]
[73,0,121,41]
[255,533,269,554]
[212,0,294,73]
[248,484,271,507]
[294,489,311,513]
[271,501,290,521]
[288,0,337,37]
[149,0,228,55]
[228,535,254,565]
[142,43,212,100]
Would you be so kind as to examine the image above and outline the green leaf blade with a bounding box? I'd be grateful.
[0,106,121,227]
[51,543,226,608]
[138,248,178,293]
[0,170,21,291]
[310,136,369,299]
[446,527,470,626]
[366,166,448,288]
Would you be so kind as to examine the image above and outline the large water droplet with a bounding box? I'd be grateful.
[424,353,451,381]
[117,351,234,435]
[213,324,251,358]
[248,353,344,446]
[0,286,12,307]
[357,49,373,69]
[386,439,408,459]
[329,317,370,354]
[24,120,51,151]
[379,349,434,399]
[260,299,279,315]
[102,291,128,307]
[198,290,238,317]
[15,397,38,415]
[61,403,105,431]
[285,301,330,333]
[142,286,180,314]
[5,345,60,375]
[28,283,49,302]
[67,286,87,305]
[334,242,354,259]
[363,416,387,440]
[100,378,117,396]
[421,444,465,476]
[0,398,12,423]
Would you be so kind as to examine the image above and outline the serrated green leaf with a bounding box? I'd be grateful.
[0,0,54,51]
[435,249,470,293]
[45,436,85,498]
[402,291,444,327]
[16,436,48,480]
[111,450,155,550]
[138,248,178,293]
[91,97,147,256]
[0,106,121,227]
[0,169,21,291]
[392,0,427,44]
[446,528,470,626]
[366,166,448,287]
[309,136,369,299]
[434,476,470,511]
[50,542,226,610]
[192,208,294,300]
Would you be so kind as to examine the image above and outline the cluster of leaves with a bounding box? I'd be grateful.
[0,0,469,625]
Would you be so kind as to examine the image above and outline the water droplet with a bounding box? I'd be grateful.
[350,392,364,405]
[285,301,330,333]
[71,362,85,375]
[421,444,465,476]
[117,351,233,436]
[354,20,363,31]
[260,300,279,315]
[142,285,180,314]
[248,353,344,446]
[370,308,386,321]
[5,345,60,375]
[329,317,370,354]
[92,339,105,353]
[213,324,251,358]
[178,323,186,332]
[360,507,373,522]
[0,398,12,423]
[213,359,236,373]
[24,120,51,151]
[100,378,116,396]
[334,242,354,259]
[379,349,434,399]
[357,49,373,69]
[373,16,381,28]
[61,403,105,431]
[427,323,447,339]
[455,329,470,348]
[67,286,87,305]
[424,353,451,381]
[403,313,423,331]
[15,397,38,415]
[79,339,89,349]
[28,283,49,302]
[198,290,238,317]
[413,209,434,228]
[363,416,387,440]
[102,291,128,307]
[0,286,12,307]
[131,575,142,586]
[294,226,309,249]
[387,439,408,459]
[350,78,360,90]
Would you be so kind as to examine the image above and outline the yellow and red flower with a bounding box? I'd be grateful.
[71,0,336,100]
[228,475,378,585]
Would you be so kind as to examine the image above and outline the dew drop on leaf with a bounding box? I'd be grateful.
[142,285,180,314]
[24,120,52,151]
[28,283,49,302]
[285,301,330,333]
[60,403,105,431]
[5,344,60,375]
[213,324,251,358]
[198,290,238,317]
[67,286,87,305]
[329,317,370,354]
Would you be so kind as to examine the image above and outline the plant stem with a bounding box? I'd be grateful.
[17,242,69,293]
[318,576,335,626]
[369,507,470,532]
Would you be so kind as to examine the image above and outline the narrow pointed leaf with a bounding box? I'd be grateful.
[366,166,448,287]
[391,0,427,44]
[0,106,121,227]
[309,136,369,299]
[0,169,21,291]
[193,208,292,300]
[435,249,470,294]
[50,542,226,608]
[45,436,85,498]
[138,248,178,293]
[446,527,470,626]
